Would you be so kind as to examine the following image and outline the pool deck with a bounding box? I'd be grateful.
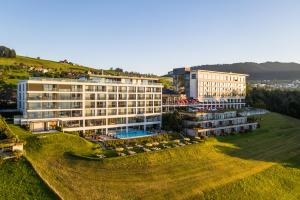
[116,133,157,139]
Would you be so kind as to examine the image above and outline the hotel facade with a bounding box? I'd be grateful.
[181,110,258,137]
[16,76,163,135]
[170,68,248,109]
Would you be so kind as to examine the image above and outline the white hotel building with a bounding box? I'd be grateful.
[189,70,248,109]
[16,76,163,135]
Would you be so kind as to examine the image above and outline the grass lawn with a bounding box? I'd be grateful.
[10,112,300,200]
[0,158,58,200]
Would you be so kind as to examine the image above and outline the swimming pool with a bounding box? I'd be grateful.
[115,130,155,139]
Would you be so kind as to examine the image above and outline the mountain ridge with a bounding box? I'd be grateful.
[191,62,300,80]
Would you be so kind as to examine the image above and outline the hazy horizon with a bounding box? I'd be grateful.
[2,0,300,75]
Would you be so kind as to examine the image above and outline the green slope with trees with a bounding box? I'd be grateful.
[0,47,158,108]
[247,87,300,119]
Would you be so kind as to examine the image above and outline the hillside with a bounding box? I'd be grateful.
[0,55,157,108]
[0,159,58,200]
[192,62,300,80]
[10,113,300,200]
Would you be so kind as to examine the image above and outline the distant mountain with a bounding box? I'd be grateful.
[192,62,300,80]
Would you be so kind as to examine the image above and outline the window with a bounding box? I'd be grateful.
[191,74,196,79]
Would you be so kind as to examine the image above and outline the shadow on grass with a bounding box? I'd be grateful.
[213,125,300,169]
[63,151,104,163]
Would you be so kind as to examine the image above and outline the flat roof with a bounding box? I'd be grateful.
[191,69,249,76]
[89,74,160,81]
[18,77,163,86]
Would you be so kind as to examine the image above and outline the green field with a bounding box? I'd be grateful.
[0,158,58,200]
[9,112,300,200]
[0,56,90,71]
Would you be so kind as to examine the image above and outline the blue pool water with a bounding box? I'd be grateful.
[115,131,155,139]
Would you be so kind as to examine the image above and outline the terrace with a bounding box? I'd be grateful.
[27,77,163,86]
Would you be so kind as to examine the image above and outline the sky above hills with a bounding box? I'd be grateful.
[1,0,300,75]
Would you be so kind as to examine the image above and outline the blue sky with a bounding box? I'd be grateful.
[1,0,300,75]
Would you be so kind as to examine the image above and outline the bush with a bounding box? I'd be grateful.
[21,124,30,131]
[0,46,16,58]
[162,111,183,132]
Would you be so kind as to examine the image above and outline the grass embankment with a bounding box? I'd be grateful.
[11,113,300,200]
[0,158,58,200]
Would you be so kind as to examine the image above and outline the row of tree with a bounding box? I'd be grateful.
[0,46,16,58]
[246,87,300,119]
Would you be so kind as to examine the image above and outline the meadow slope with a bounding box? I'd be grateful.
[11,113,300,200]
[0,158,58,200]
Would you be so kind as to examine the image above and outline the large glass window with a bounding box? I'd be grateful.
[97,109,106,116]
[97,101,106,108]
[85,119,106,127]
[128,108,136,114]
[128,86,136,93]
[63,120,83,128]
[107,109,117,115]
[127,101,136,107]
[107,101,117,107]
[118,94,127,100]
[85,109,95,116]
[118,101,126,107]
[137,101,145,107]
[108,118,126,125]
[71,85,82,92]
[154,107,161,113]
[128,94,136,100]
[85,101,95,108]
[137,94,145,100]
[97,94,106,100]
[118,108,126,115]
[28,102,42,110]
[58,102,71,109]
[146,108,153,113]
[43,93,56,100]
[118,86,127,92]
[146,115,160,122]
[28,93,42,100]
[85,93,95,100]
[137,108,145,114]
[28,112,42,119]
[42,102,56,109]
[43,111,55,118]
[58,111,71,118]
[71,102,82,109]
[58,84,71,92]
[146,101,153,106]
[58,94,71,100]
[108,94,117,100]
[128,116,144,123]
[154,94,161,99]
[43,84,56,91]
[85,85,94,92]
[107,86,117,92]
[146,94,153,99]
[137,87,145,93]
[96,85,106,92]
[71,110,82,117]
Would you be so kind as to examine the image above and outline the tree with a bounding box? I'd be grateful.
[0,46,16,58]
[162,111,183,132]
